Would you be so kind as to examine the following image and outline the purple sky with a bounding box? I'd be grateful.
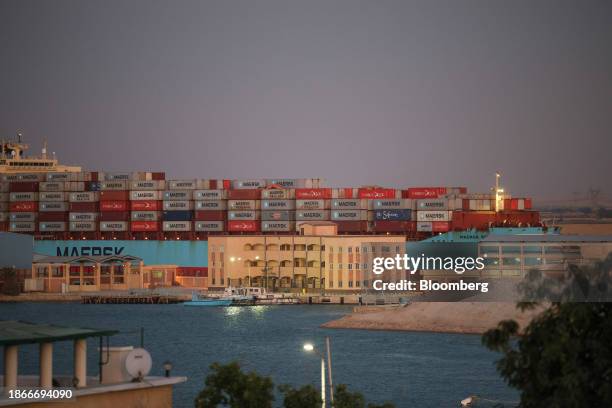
[1,0,610,201]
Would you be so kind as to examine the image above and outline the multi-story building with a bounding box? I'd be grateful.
[207,222,406,292]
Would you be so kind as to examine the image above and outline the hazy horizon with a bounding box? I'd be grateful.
[1,0,610,201]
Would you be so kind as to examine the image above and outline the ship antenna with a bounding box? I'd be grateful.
[17,131,22,143]
[42,137,48,159]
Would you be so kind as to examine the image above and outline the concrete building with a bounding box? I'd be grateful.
[207,222,406,293]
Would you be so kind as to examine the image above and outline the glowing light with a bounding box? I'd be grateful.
[303,343,314,352]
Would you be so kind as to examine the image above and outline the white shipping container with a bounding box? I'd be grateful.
[10,222,36,232]
[69,213,99,222]
[261,221,295,232]
[261,189,295,199]
[69,221,97,231]
[100,221,128,232]
[100,181,128,190]
[371,199,413,210]
[194,221,225,232]
[9,192,38,202]
[46,172,80,182]
[163,190,193,200]
[228,200,260,210]
[194,189,227,200]
[162,221,191,231]
[417,222,433,232]
[195,200,227,210]
[10,212,37,222]
[162,200,194,211]
[228,211,260,220]
[331,199,366,210]
[65,182,86,192]
[69,192,99,202]
[417,199,449,211]
[39,182,68,192]
[2,173,44,182]
[39,192,67,201]
[103,172,145,181]
[167,180,197,190]
[331,188,358,199]
[39,222,66,232]
[130,180,165,190]
[295,210,330,220]
[130,190,162,200]
[39,202,69,212]
[232,179,265,189]
[130,211,160,221]
[295,200,330,210]
[416,211,452,222]
[331,210,367,221]
[261,200,295,210]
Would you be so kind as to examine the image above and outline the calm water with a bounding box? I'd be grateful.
[1,303,517,407]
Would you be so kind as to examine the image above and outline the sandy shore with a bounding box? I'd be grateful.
[322,302,543,334]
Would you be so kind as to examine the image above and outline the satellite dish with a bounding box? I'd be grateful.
[125,348,152,379]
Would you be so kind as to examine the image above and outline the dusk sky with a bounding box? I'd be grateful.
[1,0,610,201]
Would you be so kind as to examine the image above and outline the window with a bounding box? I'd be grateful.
[348,247,352,253]
[356,281,360,287]
[338,281,343,288]
[523,245,543,254]
[545,246,563,254]
[348,281,353,288]
[502,257,521,266]
[212,278,216,285]
[338,247,342,253]
[355,247,360,253]
[502,246,521,254]
[355,263,359,270]
[364,280,369,286]
[483,258,499,266]
[481,246,500,255]
[348,264,352,270]
[363,247,368,253]
[524,257,543,266]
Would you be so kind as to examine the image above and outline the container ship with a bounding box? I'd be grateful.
[1,136,542,268]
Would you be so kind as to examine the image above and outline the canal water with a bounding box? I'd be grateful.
[1,304,517,407]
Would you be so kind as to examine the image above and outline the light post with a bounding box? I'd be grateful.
[303,337,334,407]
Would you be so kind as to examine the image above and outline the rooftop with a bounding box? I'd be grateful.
[0,320,118,346]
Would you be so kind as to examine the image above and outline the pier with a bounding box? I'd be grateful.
[81,294,183,304]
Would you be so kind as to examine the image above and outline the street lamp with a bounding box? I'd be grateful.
[303,337,334,407]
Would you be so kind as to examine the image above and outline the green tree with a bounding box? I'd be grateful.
[279,384,321,408]
[195,362,274,408]
[0,267,20,296]
[483,254,612,408]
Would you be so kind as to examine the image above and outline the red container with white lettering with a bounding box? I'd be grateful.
[100,201,128,212]
[9,202,37,212]
[131,221,161,232]
[402,187,447,199]
[295,188,332,199]
[130,200,163,211]
[228,220,260,232]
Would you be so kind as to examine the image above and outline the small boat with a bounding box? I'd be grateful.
[183,292,233,307]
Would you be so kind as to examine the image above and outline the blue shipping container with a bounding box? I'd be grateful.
[163,210,193,221]
[374,209,412,221]
[87,181,101,191]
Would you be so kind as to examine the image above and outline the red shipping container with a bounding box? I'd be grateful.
[402,187,447,199]
[432,221,451,232]
[357,188,397,199]
[228,189,261,200]
[458,187,468,194]
[0,222,7,232]
[525,198,532,209]
[336,220,367,233]
[100,190,130,201]
[100,201,128,212]
[152,172,165,181]
[9,182,39,192]
[209,180,217,190]
[90,172,99,182]
[295,188,332,199]
[131,221,160,232]
[496,211,540,226]
[373,221,415,232]
[223,180,231,190]
[228,220,260,232]
[195,210,227,221]
[69,202,99,212]
[10,202,37,212]
[99,211,130,221]
[452,211,496,230]
[38,212,68,222]
[130,200,162,211]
